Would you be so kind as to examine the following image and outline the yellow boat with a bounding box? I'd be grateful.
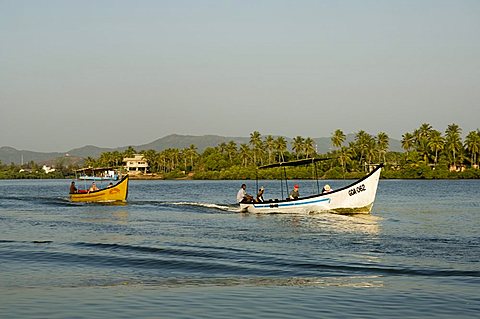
[69,175,129,203]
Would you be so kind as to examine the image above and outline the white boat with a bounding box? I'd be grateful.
[75,167,121,181]
[239,159,383,214]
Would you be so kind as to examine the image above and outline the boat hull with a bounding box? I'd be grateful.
[70,175,129,203]
[240,165,382,214]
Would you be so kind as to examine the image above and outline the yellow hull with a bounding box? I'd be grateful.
[70,175,129,203]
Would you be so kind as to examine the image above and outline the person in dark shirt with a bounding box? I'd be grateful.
[289,184,300,199]
[69,181,77,194]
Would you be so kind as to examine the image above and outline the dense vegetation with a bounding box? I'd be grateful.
[1,123,479,179]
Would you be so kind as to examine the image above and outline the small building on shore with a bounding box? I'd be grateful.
[123,154,149,175]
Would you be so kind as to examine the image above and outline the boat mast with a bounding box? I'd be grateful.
[314,161,320,194]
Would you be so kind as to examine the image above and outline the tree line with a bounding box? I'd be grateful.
[1,123,479,179]
[83,123,480,179]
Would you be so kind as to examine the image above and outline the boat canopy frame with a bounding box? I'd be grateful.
[255,157,332,199]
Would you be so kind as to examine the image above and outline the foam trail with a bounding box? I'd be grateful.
[171,202,241,213]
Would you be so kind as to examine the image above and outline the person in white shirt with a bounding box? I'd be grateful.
[237,184,252,203]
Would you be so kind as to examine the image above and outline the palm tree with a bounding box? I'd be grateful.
[331,129,346,150]
[445,123,462,169]
[417,123,433,140]
[337,146,353,177]
[249,131,262,165]
[141,149,157,173]
[412,124,433,164]
[401,132,415,156]
[464,130,480,168]
[123,146,136,158]
[292,136,304,159]
[264,135,275,164]
[111,151,123,167]
[239,144,250,167]
[304,137,316,158]
[217,142,227,155]
[184,144,198,171]
[376,132,389,164]
[84,156,96,167]
[274,137,287,162]
[354,130,372,168]
[225,141,237,164]
[428,130,444,167]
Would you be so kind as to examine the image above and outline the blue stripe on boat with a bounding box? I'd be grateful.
[253,197,331,208]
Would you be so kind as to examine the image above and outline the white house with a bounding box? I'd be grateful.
[42,165,56,174]
[123,154,149,175]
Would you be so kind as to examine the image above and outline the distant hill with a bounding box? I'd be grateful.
[136,134,251,152]
[0,146,65,165]
[1,134,403,165]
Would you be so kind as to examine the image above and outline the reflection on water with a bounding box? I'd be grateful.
[274,213,381,235]
[138,275,385,289]
[81,210,129,225]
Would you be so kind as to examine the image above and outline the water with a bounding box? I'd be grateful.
[1,179,479,318]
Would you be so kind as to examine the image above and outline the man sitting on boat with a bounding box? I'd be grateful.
[237,184,253,203]
[89,182,99,192]
[255,187,265,203]
[289,184,300,200]
[69,181,77,194]
[322,184,332,193]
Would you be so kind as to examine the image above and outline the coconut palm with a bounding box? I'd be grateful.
[184,144,198,171]
[354,130,373,168]
[141,149,157,173]
[123,146,136,158]
[249,131,262,165]
[292,136,304,159]
[331,129,346,150]
[464,131,480,168]
[111,151,123,167]
[376,132,389,164]
[225,141,237,164]
[445,123,462,169]
[428,130,444,167]
[417,123,433,140]
[84,156,96,167]
[401,132,415,156]
[239,144,250,167]
[337,146,353,177]
[304,137,316,158]
[274,137,287,162]
[264,135,275,164]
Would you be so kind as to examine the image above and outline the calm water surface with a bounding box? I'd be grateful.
[0,179,479,318]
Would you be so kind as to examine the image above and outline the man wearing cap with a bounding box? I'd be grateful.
[289,184,300,199]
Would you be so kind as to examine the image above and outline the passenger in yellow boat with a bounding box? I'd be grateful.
[255,186,265,203]
[89,182,99,192]
[107,182,114,188]
[69,181,77,194]
[289,184,300,199]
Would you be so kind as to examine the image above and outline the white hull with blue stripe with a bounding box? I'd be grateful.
[240,164,382,214]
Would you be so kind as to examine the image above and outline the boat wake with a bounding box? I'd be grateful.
[170,201,240,213]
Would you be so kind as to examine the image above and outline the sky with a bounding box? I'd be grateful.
[1,0,479,152]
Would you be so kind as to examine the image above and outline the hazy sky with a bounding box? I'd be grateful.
[1,0,479,152]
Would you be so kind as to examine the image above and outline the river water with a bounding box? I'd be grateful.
[0,178,479,318]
